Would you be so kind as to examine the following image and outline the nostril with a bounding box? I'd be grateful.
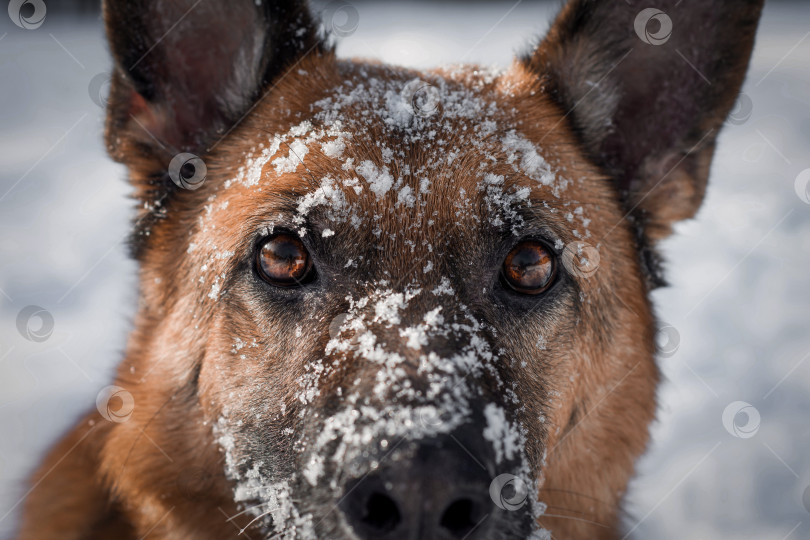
[362,492,401,533]
[439,498,481,537]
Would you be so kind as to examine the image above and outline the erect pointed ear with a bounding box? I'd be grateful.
[103,0,323,194]
[525,0,763,241]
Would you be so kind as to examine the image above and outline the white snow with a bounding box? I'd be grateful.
[320,138,345,159]
[483,403,523,464]
[356,160,395,199]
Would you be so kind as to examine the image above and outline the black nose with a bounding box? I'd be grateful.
[338,434,497,539]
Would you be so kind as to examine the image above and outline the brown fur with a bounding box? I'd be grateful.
[17,1,763,538]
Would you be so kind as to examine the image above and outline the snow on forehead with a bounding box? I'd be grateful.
[224,71,567,199]
[195,70,594,303]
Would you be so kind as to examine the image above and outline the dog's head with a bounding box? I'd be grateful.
[100,1,762,538]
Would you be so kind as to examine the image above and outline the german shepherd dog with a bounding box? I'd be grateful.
[17,0,763,538]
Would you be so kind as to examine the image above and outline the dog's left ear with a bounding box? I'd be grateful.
[525,0,763,240]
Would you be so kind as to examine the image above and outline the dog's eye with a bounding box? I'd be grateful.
[256,233,314,287]
[501,241,556,295]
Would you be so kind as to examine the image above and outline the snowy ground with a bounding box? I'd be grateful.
[1,1,809,538]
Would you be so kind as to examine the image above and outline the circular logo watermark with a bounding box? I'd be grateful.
[722,401,760,439]
[728,92,753,125]
[169,153,207,190]
[418,406,444,429]
[96,385,135,423]
[8,0,46,30]
[401,79,441,119]
[803,484,810,514]
[656,324,680,358]
[794,168,810,204]
[322,0,359,38]
[634,8,672,46]
[561,241,600,279]
[88,72,112,108]
[16,305,54,343]
[489,474,528,511]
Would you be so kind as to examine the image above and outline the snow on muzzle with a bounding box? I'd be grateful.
[298,286,539,538]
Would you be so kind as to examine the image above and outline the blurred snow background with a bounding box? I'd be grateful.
[0,1,808,538]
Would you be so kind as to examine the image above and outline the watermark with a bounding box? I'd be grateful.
[561,241,600,279]
[96,385,135,423]
[803,484,810,514]
[88,72,112,108]
[8,0,46,30]
[794,168,810,204]
[418,406,444,429]
[401,79,441,119]
[721,401,760,439]
[321,0,359,38]
[728,92,753,125]
[169,153,207,190]
[634,8,672,46]
[656,324,680,358]
[489,473,528,511]
[16,305,54,343]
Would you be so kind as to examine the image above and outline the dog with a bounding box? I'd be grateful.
[17,0,763,538]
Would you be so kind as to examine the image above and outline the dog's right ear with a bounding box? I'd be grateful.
[103,0,323,196]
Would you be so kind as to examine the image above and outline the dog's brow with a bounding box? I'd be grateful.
[505,205,568,242]
[248,201,334,239]
[250,188,314,218]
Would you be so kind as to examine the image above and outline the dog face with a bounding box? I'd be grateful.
[96,1,762,538]
[182,64,638,539]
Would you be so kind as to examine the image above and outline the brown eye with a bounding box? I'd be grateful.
[502,241,556,295]
[256,233,314,287]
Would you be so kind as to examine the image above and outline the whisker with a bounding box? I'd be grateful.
[545,503,599,516]
[239,507,274,536]
[538,512,611,529]
[226,501,271,522]
[538,487,614,508]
